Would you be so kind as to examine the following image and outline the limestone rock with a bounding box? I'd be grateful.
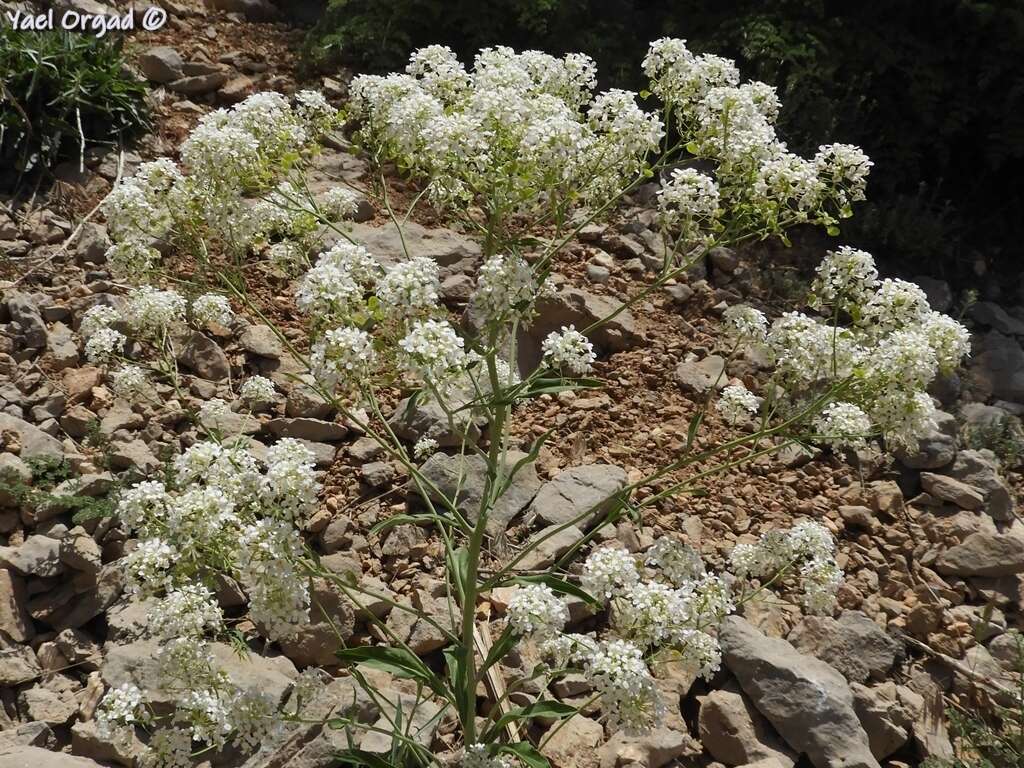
[935,531,1024,576]
[787,610,904,683]
[675,355,726,394]
[138,46,184,83]
[720,616,880,768]
[179,331,230,380]
[528,464,628,529]
[698,682,796,767]
[0,414,63,460]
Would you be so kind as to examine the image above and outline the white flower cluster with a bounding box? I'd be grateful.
[716,383,760,424]
[643,38,871,232]
[240,375,277,404]
[504,527,842,735]
[101,91,344,281]
[760,248,969,449]
[350,45,663,214]
[656,167,720,241]
[541,325,596,375]
[729,520,842,614]
[100,437,321,764]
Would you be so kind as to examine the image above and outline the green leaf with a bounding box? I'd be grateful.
[498,741,553,768]
[685,140,699,155]
[509,574,599,607]
[639,89,651,99]
[686,410,704,450]
[370,514,432,536]
[450,546,470,603]
[335,646,444,697]
[826,224,840,236]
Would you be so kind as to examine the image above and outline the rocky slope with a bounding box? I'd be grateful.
[2,1,1024,766]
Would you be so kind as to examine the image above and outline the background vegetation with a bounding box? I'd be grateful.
[303,0,1024,286]
[0,28,149,189]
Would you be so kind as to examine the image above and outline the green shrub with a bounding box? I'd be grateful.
[0,28,149,184]
[302,0,1024,281]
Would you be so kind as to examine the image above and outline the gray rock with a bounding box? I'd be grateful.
[598,727,698,768]
[0,722,55,750]
[8,292,47,348]
[137,46,184,83]
[360,461,395,488]
[524,286,640,368]
[0,644,41,686]
[276,578,356,667]
[698,682,796,767]
[0,745,103,767]
[0,535,63,577]
[206,0,278,21]
[896,410,957,469]
[0,569,33,642]
[850,682,919,760]
[970,331,1024,402]
[675,355,726,394]
[515,524,585,571]
[179,331,230,380]
[46,322,79,370]
[74,223,110,263]
[919,472,985,510]
[971,302,1024,335]
[238,324,285,358]
[168,72,229,95]
[18,682,78,726]
[720,616,880,768]
[108,438,161,473]
[0,413,64,460]
[388,393,483,447]
[935,531,1024,576]
[103,640,297,708]
[528,464,628,529]
[416,451,541,536]
[787,611,903,683]
[347,220,480,273]
[913,276,953,313]
[266,417,348,442]
[946,449,1015,520]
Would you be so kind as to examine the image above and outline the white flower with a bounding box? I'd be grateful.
[801,556,843,614]
[198,398,231,424]
[814,143,873,204]
[310,326,375,388]
[240,375,276,404]
[85,326,126,363]
[110,365,149,400]
[506,584,569,641]
[722,305,768,344]
[810,246,879,312]
[115,480,169,532]
[96,682,146,738]
[860,278,932,335]
[263,438,320,520]
[398,319,468,387]
[470,253,540,325]
[716,384,760,424]
[814,402,872,449]
[582,547,639,601]
[106,241,160,277]
[80,304,122,337]
[123,287,187,336]
[584,639,664,734]
[645,539,704,586]
[413,436,438,460]
[616,581,689,648]
[657,168,720,231]
[541,325,596,375]
[922,311,971,373]
[150,584,223,639]
[192,294,234,327]
[377,257,440,314]
[320,187,360,220]
[123,538,177,594]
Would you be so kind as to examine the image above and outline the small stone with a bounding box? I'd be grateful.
[138,46,184,83]
[675,355,726,394]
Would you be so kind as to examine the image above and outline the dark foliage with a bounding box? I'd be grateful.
[0,27,150,188]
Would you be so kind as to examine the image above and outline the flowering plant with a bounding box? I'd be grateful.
[88,39,968,768]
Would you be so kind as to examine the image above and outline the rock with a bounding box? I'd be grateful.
[0,535,63,577]
[0,644,41,686]
[179,331,230,380]
[914,276,952,313]
[358,690,442,754]
[347,220,480,272]
[516,524,585,570]
[238,324,285,358]
[971,301,1024,335]
[8,292,47,348]
[850,683,917,760]
[277,578,356,667]
[266,417,348,442]
[220,74,255,102]
[0,413,63,460]
[935,531,1024,576]
[787,611,903,684]
[545,714,603,768]
[919,472,984,510]
[205,0,277,21]
[74,223,110,263]
[168,71,229,95]
[18,682,78,726]
[528,464,628,530]
[416,451,541,537]
[286,383,333,419]
[103,640,297,708]
[720,616,880,768]
[946,449,1015,521]
[388,394,483,447]
[0,746,104,767]
[59,404,97,438]
[698,682,796,767]
[384,590,455,655]
[675,355,726,394]
[71,718,140,765]
[599,727,698,768]
[710,246,739,273]
[0,721,55,750]
[525,286,640,367]
[895,410,957,469]
[137,46,184,83]
[0,569,33,642]
[349,437,385,463]
[359,461,395,488]
[970,331,1024,402]
[59,533,102,575]
[108,438,161,473]
[46,322,79,370]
